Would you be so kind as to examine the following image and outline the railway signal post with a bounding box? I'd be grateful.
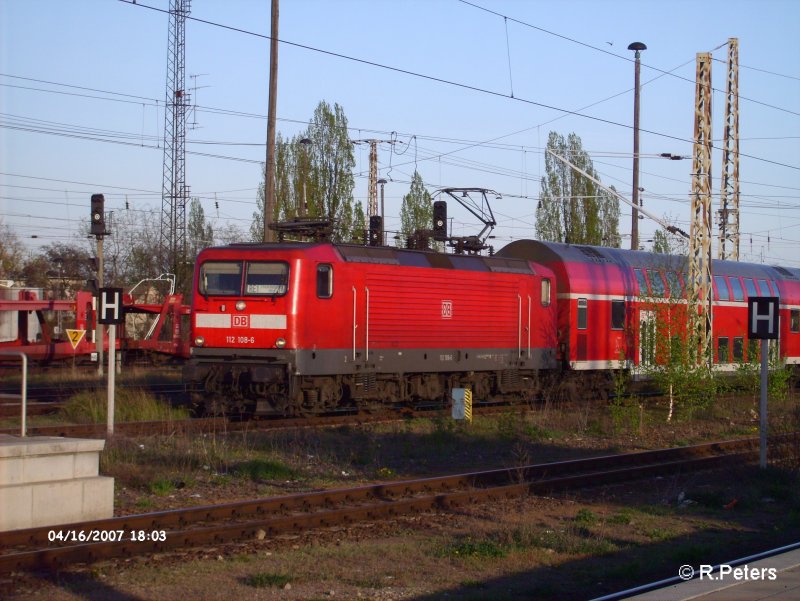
[98,288,123,436]
[748,296,780,468]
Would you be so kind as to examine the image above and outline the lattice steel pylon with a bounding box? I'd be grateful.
[689,52,714,362]
[368,141,378,217]
[161,0,191,282]
[718,38,740,260]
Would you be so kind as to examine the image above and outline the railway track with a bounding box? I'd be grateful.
[0,402,516,438]
[1,435,789,573]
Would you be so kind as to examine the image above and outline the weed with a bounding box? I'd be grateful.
[234,458,296,482]
[444,538,507,559]
[149,478,175,496]
[244,572,291,588]
[60,388,189,423]
[574,508,598,526]
[376,466,395,478]
[608,509,634,525]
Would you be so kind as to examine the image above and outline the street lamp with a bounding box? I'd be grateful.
[628,41,646,251]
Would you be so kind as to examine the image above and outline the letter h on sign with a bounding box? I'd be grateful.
[98,288,124,325]
[748,297,779,340]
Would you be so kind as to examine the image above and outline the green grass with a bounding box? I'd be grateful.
[244,572,291,588]
[59,388,189,423]
[234,458,296,482]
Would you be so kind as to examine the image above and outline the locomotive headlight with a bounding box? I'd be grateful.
[275,337,287,349]
[235,301,246,311]
[194,336,205,347]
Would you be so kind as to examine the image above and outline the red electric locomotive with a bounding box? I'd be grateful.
[184,242,558,415]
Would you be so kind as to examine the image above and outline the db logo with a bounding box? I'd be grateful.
[232,315,249,328]
[441,300,453,319]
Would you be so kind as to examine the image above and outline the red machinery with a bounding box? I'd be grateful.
[185,239,800,417]
[184,242,558,415]
[0,288,190,365]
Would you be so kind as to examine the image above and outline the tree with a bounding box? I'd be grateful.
[0,219,25,282]
[398,171,434,246]
[252,100,362,243]
[187,198,214,259]
[651,221,688,255]
[536,131,620,247]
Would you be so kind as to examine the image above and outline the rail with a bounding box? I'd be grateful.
[0,351,28,436]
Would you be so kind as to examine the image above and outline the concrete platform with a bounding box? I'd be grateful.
[624,547,800,600]
[0,435,114,531]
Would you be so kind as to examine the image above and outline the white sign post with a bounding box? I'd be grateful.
[747,297,779,469]
[98,288,123,436]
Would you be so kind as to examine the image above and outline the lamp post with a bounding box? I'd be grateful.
[628,41,646,251]
[378,178,387,245]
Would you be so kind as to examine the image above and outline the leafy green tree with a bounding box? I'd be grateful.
[0,219,25,282]
[651,220,688,255]
[398,171,433,245]
[187,198,214,259]
[536,131,620,247]
[252,100,363,243]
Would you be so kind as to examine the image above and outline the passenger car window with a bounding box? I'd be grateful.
[733,337,744,362]
[611,300,625,330]
[718,337,730,363]
[666,272,683,298]
[577,298,588,330]
[245,262,288,296]
[791,310,800,333]
[647,270,665,297]
[729,278,744,302]
[757,279,772,296]
[714,276,730,301]
[634,269,648,295]
[743,278,758,298]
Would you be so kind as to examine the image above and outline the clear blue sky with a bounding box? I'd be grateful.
[2,0,799,266]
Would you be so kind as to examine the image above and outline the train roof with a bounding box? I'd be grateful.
[498,239,793,279]
[201,241,541,275]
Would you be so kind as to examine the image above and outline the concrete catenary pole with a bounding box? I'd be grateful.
[264,0,279,242]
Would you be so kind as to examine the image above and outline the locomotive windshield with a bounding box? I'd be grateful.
[245,262,288,296]
[199,261,242,296]
[198,261,288,296]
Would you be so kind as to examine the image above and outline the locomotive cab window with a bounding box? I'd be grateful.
[791,309,800,333]
[577,298,588,330]
[541,278,551,307]
[611,300,625,330]
[316,264,333,299]
[245,262,288,296]
[200,261,242,296]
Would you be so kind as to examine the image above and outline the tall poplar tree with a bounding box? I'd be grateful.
[536,131,620,247]
[398,171,433,245]
[252,101,363,243]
